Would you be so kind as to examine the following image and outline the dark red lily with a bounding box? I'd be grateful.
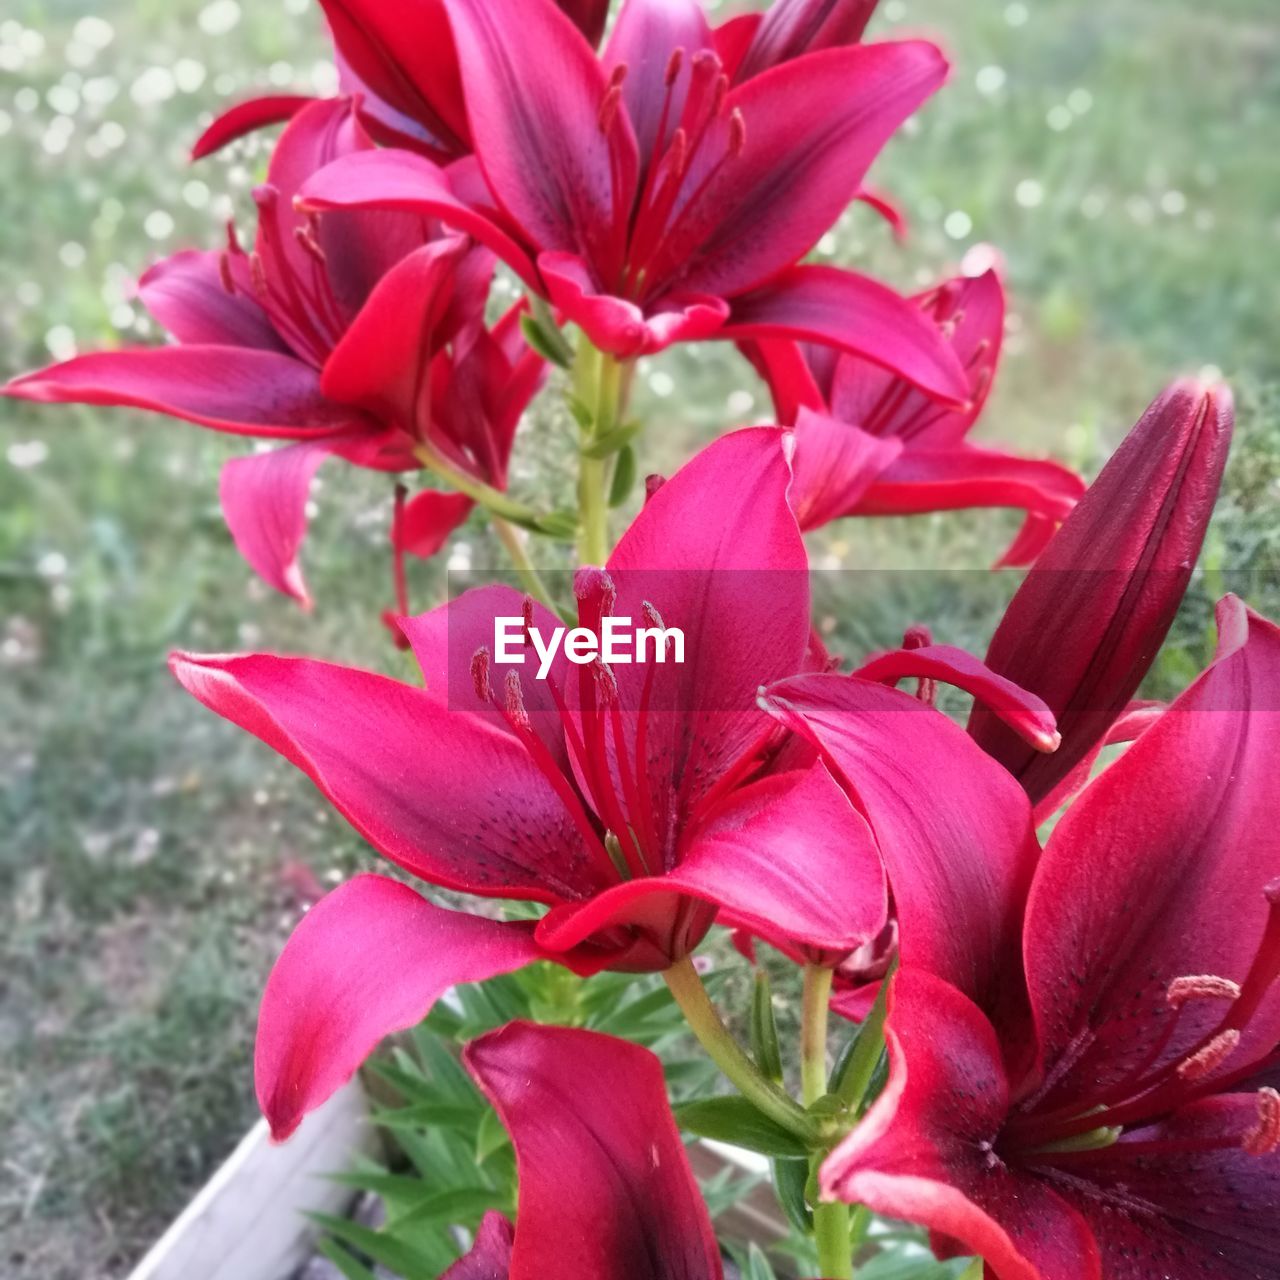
[296,0,971,395]
[6,99,543,604]
[749,269,1085,565]
[170,429,898,1139]
[968,378,1232,815]
[819,595,1280,1280]
[444,1021,723,1278]
[191,0,613,163]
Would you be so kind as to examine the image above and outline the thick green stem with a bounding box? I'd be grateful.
[663,957,819,1145]
[491,515,555,610]
[802,965,852,1280]
[578,454,610,565]
[573,342,629,565]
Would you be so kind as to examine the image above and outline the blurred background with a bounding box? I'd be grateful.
[1,0,1277,1275]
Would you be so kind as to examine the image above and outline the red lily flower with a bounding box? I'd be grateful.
[716,0,881,84]
[818,595,1280,1280]
[5,99,544,604]
[968,378,1233,816]
[748,269,1086,565]
[296,0,972,395]
[444,1021,723,1278]
[170,429,898,1139]
[191,0,613,163]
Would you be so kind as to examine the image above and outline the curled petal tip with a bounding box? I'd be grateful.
[1036,729,1063,754]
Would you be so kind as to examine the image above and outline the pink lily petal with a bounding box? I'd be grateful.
[714,12,762,80]
[395,489,474,559]
[821,969,1102,1280]
[724,265,971,407]
[441,0,638,267]
[760,673,1039,1022]
[443,1213,514,1280]
[1023,597,1280,1113]
[299,148,541,288]
[5,346,364,438]
[465,1022,723,1280]
[190,93,314,160]
[256,874,541,1140]
[138,250,286,351]
[655,41,948,299]
[969,379,1233,807]
[788,407,904,530]
[554,0,612,48]
[856,183,908,239]
[541,250,728,357]
[851,642,1060,754]
[538,762,888,958]
[167,651,600,901]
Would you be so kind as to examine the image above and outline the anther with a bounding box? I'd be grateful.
[641,600,665,631]
[1244,1088,1280,1156]
[504,670,531,729]
[293,226,327,263]
[591,658,619,705]
[250,252,269,298]
[664,48,684,86]
[1166,975,1242,1008]
[903,624,933,650]
[218,252,236,295]
[728,108,746,157]
[521,594,536,640]
[471,647,492,703]
[1177,1028,1241,1081]
[598,83,624,134]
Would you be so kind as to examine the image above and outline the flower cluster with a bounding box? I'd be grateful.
[11,0,1276,1277]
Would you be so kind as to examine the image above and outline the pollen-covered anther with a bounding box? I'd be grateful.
[591,658,620,705]
[1166,974,1242,1008]
[728,109,746,157]
[903,624,933,650]
[1243,1088,1280,1156]
[664,47,684,87]
[293,225,326,264]
[504,669,531,729]
[249,252,269,298]
[471,646,492,703]
[1176,1028,1241,1081]
[598,83,625,134]
[521,594,536,642]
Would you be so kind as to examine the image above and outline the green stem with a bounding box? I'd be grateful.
[411,444,539,525]
[572,342,629,565]
[663,957,819,1145]
[802,965,852,1280]
[491,515,555,610]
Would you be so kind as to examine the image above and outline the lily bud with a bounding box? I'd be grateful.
[967,378,1233,807]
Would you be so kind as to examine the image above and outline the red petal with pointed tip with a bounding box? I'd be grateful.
[760,673,1039,1024]
[442,0,636,267]
[822,969,1102,1280]
[167,651,599,901]
[464,1022,724,1280]
[852,642,1060,753]
[190,93,314,160]
[138,250,286,351]
[256,875,540,1140]
[724,265,970,407]
[5,346,363,438]
[1023,598,1280,1113]
[395,489,474,559]
[788,407,904,529]
[969,379,1233,807]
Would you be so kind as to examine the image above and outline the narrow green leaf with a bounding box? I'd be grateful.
[519,311,573,369]
[745,1242,779,1280]
[607,441,637,507]
[772,1156,813,1233]
[475,1105,510,1165]
[750,970,784,1083]
[674,1096,808,1157]
[581,420,642,459]
[308,1211,437,1275]
[315,1239,380,1280]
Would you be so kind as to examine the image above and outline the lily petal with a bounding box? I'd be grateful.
[190,93,313,160]
[442,0,637,268]
[256,874,540,1140]
[724,265,971,407]
[822,969,1102,1280]
[760,673,1039,1022]
[138,250,287,351]
[657,41,947,299]
[465,1021,723,1280]
[1024,597,1280,1111]
[788,407,904,529]
[395,489,474,559]
[168,651,601,901]
[734,0,878,81]
[443,1213,514,1280]
[5,346,363,438]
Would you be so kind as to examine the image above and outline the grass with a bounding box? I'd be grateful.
[1,0,1277,1276]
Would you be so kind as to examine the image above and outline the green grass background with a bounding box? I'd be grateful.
[1,0,1277,1275]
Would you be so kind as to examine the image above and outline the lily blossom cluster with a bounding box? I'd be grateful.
[10,0,1275,1276]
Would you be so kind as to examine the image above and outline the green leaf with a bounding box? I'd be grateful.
[385,1186,508,1231]
[581,420,642,459]
[475,1105,510,1165]
[369,1100,478,1132]
[673,1096,808,1157]
[308,1212,437,1276]
[745,1242,780,1280]
[533,509,579,539]
[608,442,637,507]
[772,1155,813,1233]
[315,1239,381,1280]
[519,311,573,369]
[750,970,784,1083]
